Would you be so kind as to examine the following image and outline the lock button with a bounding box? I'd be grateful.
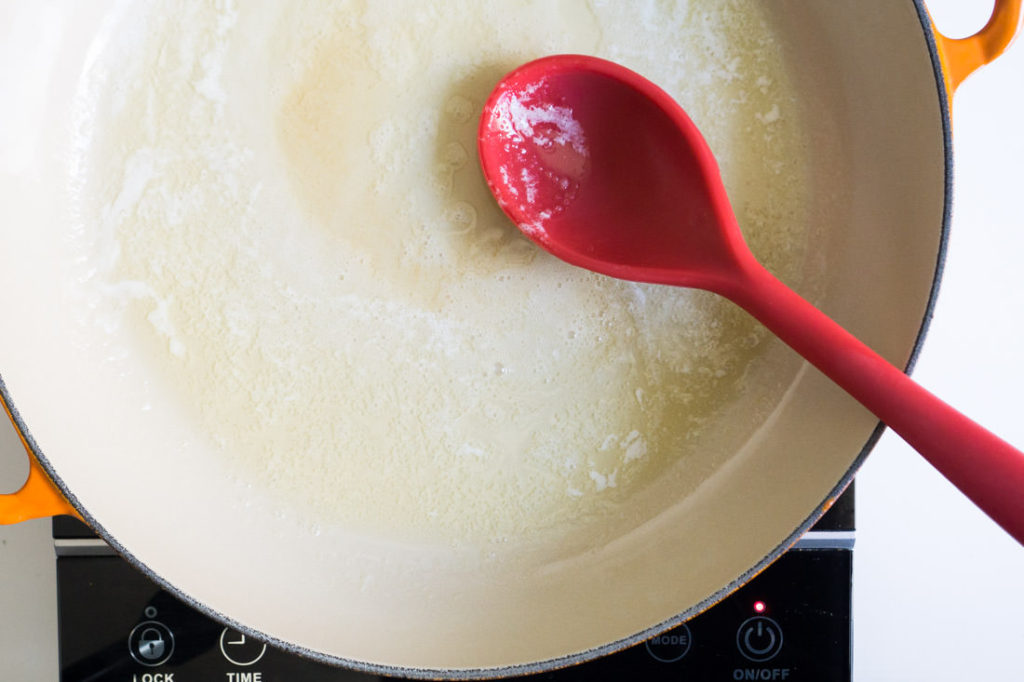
[129,620,175,666]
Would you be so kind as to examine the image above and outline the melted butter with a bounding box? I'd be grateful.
[67,0,814,546]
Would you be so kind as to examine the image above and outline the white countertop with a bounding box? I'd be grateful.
[853,2,1024,679]
[2,3,1023,681]
[0,434,57,680]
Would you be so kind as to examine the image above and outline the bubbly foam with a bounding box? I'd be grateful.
[66,0,814,546]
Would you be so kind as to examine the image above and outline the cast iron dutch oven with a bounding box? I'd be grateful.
[0,0,1020,677]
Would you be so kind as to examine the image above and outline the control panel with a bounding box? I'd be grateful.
[56,490,851,680]
[56,547,849,681]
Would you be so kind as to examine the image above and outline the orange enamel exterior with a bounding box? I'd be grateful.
[0,1,1021,528]
[932,0,1022,94]
[0,399,80,522]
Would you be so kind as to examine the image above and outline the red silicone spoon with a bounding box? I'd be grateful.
[477,54,1024,544]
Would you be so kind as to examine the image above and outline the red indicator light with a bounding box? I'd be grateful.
[753,601,766,613]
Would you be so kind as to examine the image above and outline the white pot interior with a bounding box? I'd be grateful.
[0,1,944,672]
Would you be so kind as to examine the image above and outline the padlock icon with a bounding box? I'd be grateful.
[136,627,166,660]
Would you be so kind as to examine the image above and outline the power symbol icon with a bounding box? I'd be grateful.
[736,616,783,662]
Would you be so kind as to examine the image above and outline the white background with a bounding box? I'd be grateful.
[853,1,1024,680]
[1,2,1023,680]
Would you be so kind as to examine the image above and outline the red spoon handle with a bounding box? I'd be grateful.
[723,258,1024,544]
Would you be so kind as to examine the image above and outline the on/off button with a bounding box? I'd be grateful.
[736,616,783,662]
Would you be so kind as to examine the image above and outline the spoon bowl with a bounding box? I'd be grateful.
[478,55,751,289]
[478,54,1024,544]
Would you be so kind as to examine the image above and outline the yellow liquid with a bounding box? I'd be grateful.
[68,0,814,546]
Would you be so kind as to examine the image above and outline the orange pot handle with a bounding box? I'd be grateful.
[0,403,81,524]
[933,0,1023,93]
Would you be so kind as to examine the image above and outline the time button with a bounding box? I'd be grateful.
[219,627,267,666]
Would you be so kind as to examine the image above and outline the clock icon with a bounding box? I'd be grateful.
[219,627,267,666]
